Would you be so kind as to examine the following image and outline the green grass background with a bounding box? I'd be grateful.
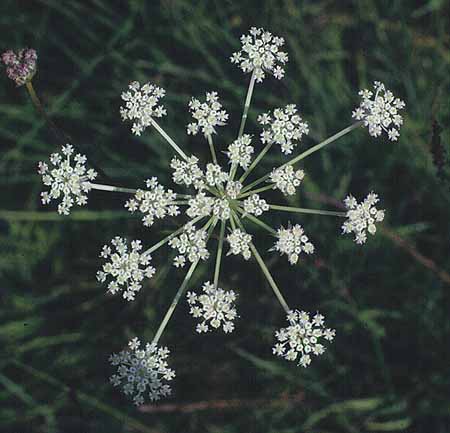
[1,1,449,432]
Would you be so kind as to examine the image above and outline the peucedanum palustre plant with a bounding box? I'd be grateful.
[2,27,405,406]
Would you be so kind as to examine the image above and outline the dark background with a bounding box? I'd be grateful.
[0,1,449,432]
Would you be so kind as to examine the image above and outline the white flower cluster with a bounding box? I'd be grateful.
[231,27,288,82]
[352,81,405,141]
[187,281,237,333]
[125,177,179,227]
[342,193,385,244]
[259,104,309,154]
[187,91,228,137]
[243,193,269,216]
[225,180,243,199]
[186,192,214,218]
[169,224,210,267]
[226,228,252,260]
[97,238,156,301]
[272,224,314,265]
[171,156,204,190]
[227,134,254,169]
[38,144,97,215]
[212,197,231,220]
[186,193,231,221]
[273,310,335,368]
[205,163,229,188]
[269,165,305,196]
[120,81,166,136]
[109,338,175,405]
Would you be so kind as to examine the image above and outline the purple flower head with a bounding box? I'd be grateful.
[1,48,37,86]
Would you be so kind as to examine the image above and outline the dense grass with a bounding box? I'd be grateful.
[1,1,449,432]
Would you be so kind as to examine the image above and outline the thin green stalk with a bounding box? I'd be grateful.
[241,122,362,193]
[207,134,218,164]
[143,215,204,257]
[213,219,226,288]
[237,71,256,138]
[87,182,137,194]
[229,162,238,182]
[269,204,346,217]
[239,142,273,183]
[152,218,217,345]
[238,183,274,199]
[234,206,276,235]
[150,118,188,161]
[230,212,289,313]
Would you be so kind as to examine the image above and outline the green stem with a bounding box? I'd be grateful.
[87,182,137,194]
[234,206,276,235]
[152,217,217,345]
[229,162,238,182]
[268,204,346,217]
[230,212,289,313]
[241,122,362,193]
[150,118,189,161]
[213,219,226,288]
[237,71,256,138]
[207,134,218,164]
[238,183,274,199]
[143,215,204,257]
[239,142,273,184]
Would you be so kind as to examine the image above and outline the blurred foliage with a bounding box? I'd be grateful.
[0,0,449,432]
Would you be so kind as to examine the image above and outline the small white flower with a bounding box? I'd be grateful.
[225,180,243,199]
[227,228,252,260]
[109,338,175,405]
[272,224,314,265]
[97,237,156,301]
[168,224,210,266]
[231,27,288,83]
[258,104,309,154]
[125,177,178,227]
[186,192,215,218]
[227,134,254,169]
[38,144,97,215]
[273,310,335,367]
[187,281,237,333]
[352,81,405,141]
[187,91,228,137]
[212,197,231,221]
[242,194,269,216]
[269,165,305,196]
[120,81,166,136]
[205,163,229,188]
[341,192,385,244]
[171,156,205,190]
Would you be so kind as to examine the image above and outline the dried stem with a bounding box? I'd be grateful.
[25,81,109,180]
